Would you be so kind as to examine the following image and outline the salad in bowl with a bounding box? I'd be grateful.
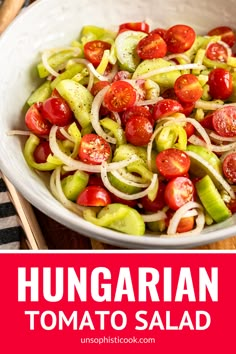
[0,0,236,248]
[15,21,236,239]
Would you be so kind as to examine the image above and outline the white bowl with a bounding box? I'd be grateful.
[0,0,236,249]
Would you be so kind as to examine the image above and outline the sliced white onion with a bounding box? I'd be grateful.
[41,47,81,78]
[141,211,167,222]
[49,125,138,172]
[58,127,76,142]
[167,201,204,236]
[91,85,116,144]
[7,130,31,136]
[186,150,235,199]
[135,63,206,80]
[163,53,191,63]
[195,100,236,110]
[110,169,149,188]
[101,162,158,200]
[73,58,109,81]
[111,111,122,125]
[50,167,84,216]
[188,134,236,152]
[117,168,148,183]
[209,131,236,142]
[136,96,163,106]
[86,70,95,92]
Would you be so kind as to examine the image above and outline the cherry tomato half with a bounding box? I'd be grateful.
[152,99,183,120]
[222,152,236,184]
[149,27,167,39]
[41,97,73,126]
[165,210,195,232]
[208,68,233,100]
[84,40,111,67]
[119,22,150,33]
[156,148,191,179]
[140,181,166,212]
[78,134,111,165]
[125,115,153,146]
[212,106,236,137]
[33,140,52,163]
[165,24,196,53]
[76,186,111,206]
[161,88,195,116]
[25,103,52,136]
[184,122,195,138]
[206,42,228,63]
[174,74,203,103]
[121,105,153,126]
[164,176,195,210]
[199,112,214,130]
[103,81,137,112]
[208,26,236,48]
[136,33,167,60]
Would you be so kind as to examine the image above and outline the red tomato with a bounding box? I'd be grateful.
[208,68,233,100]
[206,42,228,62]
[125,115,153,146]
[103,81,136,112]
[208,26,236,48]
[110,193,137,208]
[184,122,195,138]
[33,140,52,163]
[174,74,203,103]
[222,152,236,184]
[152,99,183,120]
[164,176,195,210]
[41,97,73,126]
[84,40,111,67]
[140,181,166,212]
[121,105,153,126]
[161,88,195,116]
[149,27,167,39]
[166,210,195,232]
[156,148,191,179]
[212,106,236,137]
[136,33,167,60]
[91,81,110,116]
[91,81,110,96]
[165,24,196,53]
[199,112,214,130]
[119,22,150,33]
[78,134,111,164]
[25,103,52,136]
[88,174,104,187]
[227,199,236,213]
[76,186,111,206]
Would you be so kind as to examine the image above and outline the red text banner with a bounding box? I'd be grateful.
[0,252,235,353]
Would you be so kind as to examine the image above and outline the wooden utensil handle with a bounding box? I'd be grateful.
[0,0,25,34]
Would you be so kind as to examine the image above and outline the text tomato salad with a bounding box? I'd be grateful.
[16,21,236,237]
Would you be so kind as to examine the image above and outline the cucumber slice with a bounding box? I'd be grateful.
[115,30,147,72]
[108,172,141,194]
[61,170,89,201]
[187,144,222,176]
[98,203,145,235]
[27,81,52,106]
[195,175,231,223]
[132,58,181,88]
[55,79,93,128]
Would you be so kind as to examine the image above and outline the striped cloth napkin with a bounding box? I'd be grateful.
[0,173,23,249]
